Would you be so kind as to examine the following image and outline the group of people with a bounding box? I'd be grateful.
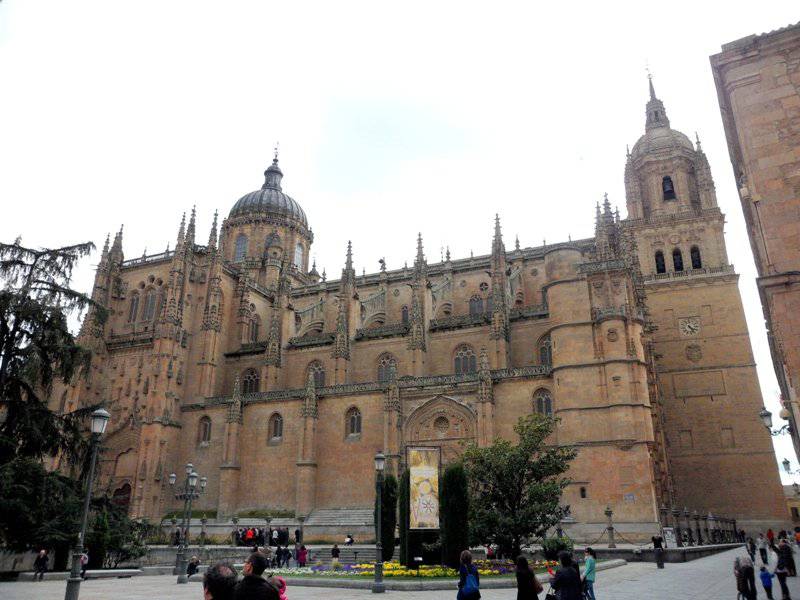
[32,548,89,582]
[738,528,799,600]
[202,553,288,600]
[457,547,597,600]
[232,527,299,548]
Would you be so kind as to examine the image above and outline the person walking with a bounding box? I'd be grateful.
[234,552,279,600]
[769,529,777,545]
[778,539,797,577]
[760,565,776,600]
[33,549,48,582]
[80,551,89,579]
[331,544,340,560]
[551,551,582,600]
[734,555,757,600]
[746,537,757,562]
[514,555,542,600]
[297,545,308,568]
[582,548,597,600]
[759,534,770,564]
[776,557,792,600]
[457,550,480,600]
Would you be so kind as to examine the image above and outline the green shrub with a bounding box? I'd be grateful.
[441,463,469,568]
[235,509,294,519]
[540,536,574,560]
[399,470,410,566]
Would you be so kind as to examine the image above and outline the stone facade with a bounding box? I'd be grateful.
[710,23,800,460]
[51,86,787,538]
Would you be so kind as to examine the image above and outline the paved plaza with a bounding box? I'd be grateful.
[1,547,798,600]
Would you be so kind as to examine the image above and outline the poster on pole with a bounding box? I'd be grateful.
[662,527,677,548]
[407,446,440,530]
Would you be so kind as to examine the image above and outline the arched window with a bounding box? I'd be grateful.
[249,315,260,343]
[377,353,397,382]
[655,251,666,274]
[672,248,684,272]
[198,416,212,444]
[469,295,484,316]
[662,176,676,200]
[346,407,362,436]
[454,345,477,375]
[242,368,260,394]
[401,305,409,325]
[306,361,325,388]
[268,413,283,442]
[142,289,158,321]
[127,293,140,322]
[234,234,248,262]
[580,486,587,499]
[533,389,553,417]
[690,246,702,270]
[538,336,552,367]
[294,243,304,269]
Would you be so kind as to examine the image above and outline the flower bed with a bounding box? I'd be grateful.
[267,559,560,579]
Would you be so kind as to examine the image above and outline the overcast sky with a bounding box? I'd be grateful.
[1,1,798,480]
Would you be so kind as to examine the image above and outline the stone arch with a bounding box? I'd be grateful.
[404,395,477,463]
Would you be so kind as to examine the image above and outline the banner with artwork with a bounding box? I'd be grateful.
[408,446,440,529]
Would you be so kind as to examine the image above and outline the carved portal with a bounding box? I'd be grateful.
[404,395,477,464]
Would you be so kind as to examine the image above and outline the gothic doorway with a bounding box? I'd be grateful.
[404,395,477,464]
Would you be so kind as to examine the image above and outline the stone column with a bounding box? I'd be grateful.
[672,507,683,547]
[693,511,702,545]
[683,508,694,546]
[702,514,710,543]
[605,506,617,549]
[218,379,243,518]
[295,372,319,517]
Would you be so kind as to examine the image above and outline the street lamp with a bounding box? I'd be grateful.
[760,407,793,436]
[170,463,207,584]
[372,451,386,594]
[64,408,110,600]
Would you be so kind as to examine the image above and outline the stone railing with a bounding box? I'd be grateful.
[509,303,549,321]
[641,264,735,283]
[579,259,626,274]
[287,332,335,348]
[355,322,409,341]
[223,341,268,357]
[107,330,154,349]
[591,304,645,322]
[429,312,491,331]
[122,250,175,268]
[248,281,275,298]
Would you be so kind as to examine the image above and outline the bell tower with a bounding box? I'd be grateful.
[623,77,786,529]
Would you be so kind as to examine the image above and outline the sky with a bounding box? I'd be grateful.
[1,1,798,480]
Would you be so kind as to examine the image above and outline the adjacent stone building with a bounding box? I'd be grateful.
[710,23,800,460]
[52,82,787,539]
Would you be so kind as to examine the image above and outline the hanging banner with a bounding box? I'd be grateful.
[408,446,440,530]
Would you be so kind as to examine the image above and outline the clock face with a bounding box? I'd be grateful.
[678,317,701,337]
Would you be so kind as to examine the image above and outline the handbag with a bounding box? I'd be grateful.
[459,568,480,600]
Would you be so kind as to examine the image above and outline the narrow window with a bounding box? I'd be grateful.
[307,361,325,388]
[580,486,587,499]
[655,251,666,274]
[690,246,702,270]
[672,248,684,272]
[538,336,552,367]
[268,413,283,442]
[533,389,553,417]
[401,305,409,325]
[346,407,362,436]
[469,295,483,316]
[128,294,140,322]
[454,345,477,375]
[242,368,260,394]
[234,234,248,262]
[198,416,212,444]
[662,176,676,201]
[377,353,397,382]
[294,242,304,269]
[249,316,260,343]
[142,290,157,320]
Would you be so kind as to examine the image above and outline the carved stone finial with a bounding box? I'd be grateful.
[228,376,243,424]
[302,369,318,419]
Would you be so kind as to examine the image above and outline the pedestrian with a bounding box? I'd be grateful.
[776,558,792,600]
[203,562,238,600]
[759,534,770,564]
[80,550,89,579]
[269,575,288,600]
[345,533,354,546]
[272,528,279,547]
[297,545,308,567]
[769,529,776,545]
[514,555,542,600]
[457,549,480,600]
[331,544,340,560]
[778,539,797,577]
[187,555,200,576]
[234,552,279,600]
[761,565,776,600]
[746,537,757,562]
[551,551,582,600]
[735,555,757,600]
[33,549,48,582]
[582,547,597,600]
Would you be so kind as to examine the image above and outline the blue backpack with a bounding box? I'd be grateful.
[459,566,480,600]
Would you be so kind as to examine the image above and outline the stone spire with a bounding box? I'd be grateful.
[264,311,281,366]
[302,370,318,418]
[408,234,426,352]
[263,153,283,191]
[594,194,620,261]
[489,215,509,341]
[227,376,243,424]
[185,206,197,249]
[109,225,124,262]
[100,233,110,264]
[645,74,670,131]
[207,210,218,252]
[332,242,352,360]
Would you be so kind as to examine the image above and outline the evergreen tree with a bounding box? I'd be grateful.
[398,469,410,566]
[463,414,577,558]
[440,462,469,568]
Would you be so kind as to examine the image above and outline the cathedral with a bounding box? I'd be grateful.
[53,79,788,540]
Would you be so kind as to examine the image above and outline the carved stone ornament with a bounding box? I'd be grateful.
[393,288,400,297]
[685,344,702,363]
[669,234,681,245]
[607,328,619,342]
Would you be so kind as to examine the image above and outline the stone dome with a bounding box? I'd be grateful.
[229,158,308,228]
[630,125,694,161]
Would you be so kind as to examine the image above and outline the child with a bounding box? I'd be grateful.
[759,565,774,600]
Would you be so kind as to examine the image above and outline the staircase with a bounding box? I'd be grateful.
[304,508,374,528]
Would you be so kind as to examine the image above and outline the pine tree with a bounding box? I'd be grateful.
[440,462,469,568]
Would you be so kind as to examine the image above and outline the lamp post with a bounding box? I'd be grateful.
[693,511,702,545]
[372,451,386,594]
[604,506,616,549]
[671,507,683,547]
[64,408,110,600]
[760,407,793,436]
[702,513,709,543]
[170,464,207,584]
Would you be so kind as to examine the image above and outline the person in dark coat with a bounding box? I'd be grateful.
[187,556,200,576]
[331,544,340,559]
[457,549,480,600]
[33,550,48,582]
[551,551,582,600]
[203,562,238,600]
[515,555,541,600]
[777,539,797,577]
[234,552,279,600]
